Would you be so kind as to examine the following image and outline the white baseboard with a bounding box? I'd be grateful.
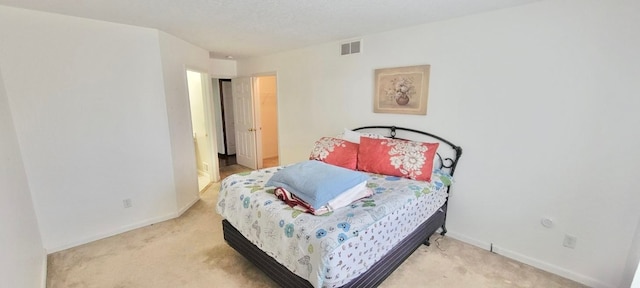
[45,195,202,254]
[446,231,611,288]
[177,196,200,216]
[446,231,492,251]
[45,212,177,254]
[492,244,611,288]
[197,169,210,179]
[41,249,47,288]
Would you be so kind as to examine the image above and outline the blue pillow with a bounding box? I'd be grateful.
[265,160,368,209]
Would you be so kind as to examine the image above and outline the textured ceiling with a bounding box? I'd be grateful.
[0,0,539,59]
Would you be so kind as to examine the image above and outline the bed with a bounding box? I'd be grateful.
[216,126,462,288]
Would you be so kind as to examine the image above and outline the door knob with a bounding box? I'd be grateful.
[248,128,255,132]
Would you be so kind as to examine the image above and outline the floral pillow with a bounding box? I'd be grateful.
[309,137,359,170]
[357,137,440,182]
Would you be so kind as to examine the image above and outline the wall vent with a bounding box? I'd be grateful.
[340,40,362,55]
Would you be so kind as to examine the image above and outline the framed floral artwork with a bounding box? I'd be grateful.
[373,64,430,115]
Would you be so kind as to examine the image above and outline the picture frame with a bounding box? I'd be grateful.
[373,64,430,115]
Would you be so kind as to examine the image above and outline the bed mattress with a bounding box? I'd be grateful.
[216,166,451,288]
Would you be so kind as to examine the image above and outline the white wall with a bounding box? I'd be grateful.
[157,31,219,209]
[0,6,180,252]
[237,0,640,287]
[258,76,279,159]
[211,59,237,78]
[633,263,640,288]
[625,218,640,287]
[0,66,46,288]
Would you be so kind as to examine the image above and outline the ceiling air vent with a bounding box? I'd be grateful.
[340,40,362,56]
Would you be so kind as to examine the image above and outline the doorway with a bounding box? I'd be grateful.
[212,78,238,168]
[254,75,279,169]
[213,74,279,177]
[186,70,218,192]
[216,79,236,166]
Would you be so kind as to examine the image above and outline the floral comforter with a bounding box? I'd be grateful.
[216,166,452,288]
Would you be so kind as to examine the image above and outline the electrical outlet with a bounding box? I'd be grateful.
[123,198,133,208]
[563,234,577,249]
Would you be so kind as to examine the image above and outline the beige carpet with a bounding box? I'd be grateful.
[47,178,586,288]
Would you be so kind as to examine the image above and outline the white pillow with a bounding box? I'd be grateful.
[340,128,385,144]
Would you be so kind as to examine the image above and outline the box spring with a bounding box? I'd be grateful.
[222,204,446,288]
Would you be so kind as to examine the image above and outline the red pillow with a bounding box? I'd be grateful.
[309,137,359,170]
[357,137,439,182]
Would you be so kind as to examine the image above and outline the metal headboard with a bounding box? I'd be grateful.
[352,125,463,177]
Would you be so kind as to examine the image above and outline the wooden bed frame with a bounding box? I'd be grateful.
[221,126,463,288]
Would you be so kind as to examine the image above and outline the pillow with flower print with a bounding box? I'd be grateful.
[309,137,359,170]
[357,137,440,182]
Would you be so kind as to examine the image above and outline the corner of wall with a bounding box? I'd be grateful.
[41,250,47,288]
[177,197,200,217]
[623,216,640,287]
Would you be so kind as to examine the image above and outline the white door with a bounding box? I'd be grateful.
[232,77,257,169]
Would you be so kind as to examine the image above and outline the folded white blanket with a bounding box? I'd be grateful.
[324,181,372,212]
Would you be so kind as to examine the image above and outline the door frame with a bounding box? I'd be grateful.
[185,67,220,183]
[218,79,232,157]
